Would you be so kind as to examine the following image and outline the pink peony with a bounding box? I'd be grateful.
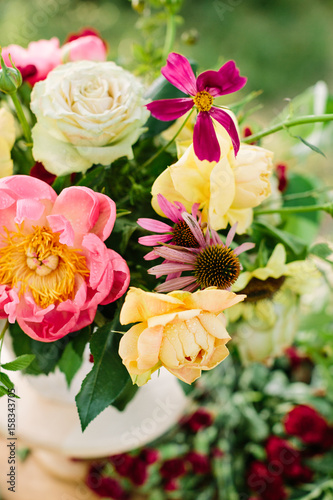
[0,175,130,342]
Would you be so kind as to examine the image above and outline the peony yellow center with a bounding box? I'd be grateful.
[193,91,214,112]
[0,225,89,309]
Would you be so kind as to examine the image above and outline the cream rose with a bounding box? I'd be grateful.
[119,287,245,385]
[152,126,273,234]
[30,61,149,176]
[0,108,15,178]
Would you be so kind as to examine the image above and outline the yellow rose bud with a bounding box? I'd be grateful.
[119,287,245,385]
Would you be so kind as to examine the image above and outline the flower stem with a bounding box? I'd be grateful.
[142,107,195,170]
[163,10,176,60]
[243,114,333,143]
[255,203,333,216]
[0,319,9,369]
[10,92,33,147]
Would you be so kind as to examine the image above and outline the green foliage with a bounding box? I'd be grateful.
[1,354,35,371]
[75,318,132,431]
[58,327,91,387]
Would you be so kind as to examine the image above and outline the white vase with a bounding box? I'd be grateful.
[0,327,188,460]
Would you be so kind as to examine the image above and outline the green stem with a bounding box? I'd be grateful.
[0,319,9,370]
[255,203,332,216]
[163,10,176,60]
[243,113,333,143]
[142,107,195,169]
[10,92,33,146]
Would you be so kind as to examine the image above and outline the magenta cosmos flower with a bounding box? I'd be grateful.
[0,176,130,342]
[146,53,247,162]
[147,219,254,293]
[137,194,201,261]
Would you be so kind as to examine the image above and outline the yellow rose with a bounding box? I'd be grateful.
[0,108,15,178]
[151,127,273,234]
[119,287,245,385]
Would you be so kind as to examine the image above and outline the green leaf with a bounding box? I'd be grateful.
[2,354,35,371]
[310,242,333,263]
[252,221,308,259]
[111,378,138,411]
[75,319,131,431]
[0,372,14,390]
[58,327,90,387]
[0,386,8,397]
[294,135,326,157]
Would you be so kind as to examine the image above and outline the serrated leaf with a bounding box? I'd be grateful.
[0,372,14,390]
[2,354,35,371]
[294,135,326,157]
[111,378,138,411]
[75,319,131,431]
[58,336,87,387]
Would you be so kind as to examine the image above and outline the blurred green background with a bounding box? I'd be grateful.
[0,0,332,105]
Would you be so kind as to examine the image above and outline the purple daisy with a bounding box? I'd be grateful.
[146,52,247,163]
[147,219,255,293]
[137,194,203,261]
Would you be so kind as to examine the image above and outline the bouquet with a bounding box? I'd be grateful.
[0,0,332,445]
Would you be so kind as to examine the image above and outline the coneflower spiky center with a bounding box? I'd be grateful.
[172,220,200,248]
[194,244,241,289]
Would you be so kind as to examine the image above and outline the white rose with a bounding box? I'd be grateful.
[30,61,149,176]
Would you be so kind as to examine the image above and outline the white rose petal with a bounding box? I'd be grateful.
[30,60,149,175]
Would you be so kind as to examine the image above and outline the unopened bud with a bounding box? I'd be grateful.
[0,50,22,94]
[181,29,199,45]
[131,0,145,13]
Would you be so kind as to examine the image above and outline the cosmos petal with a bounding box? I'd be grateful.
[193,111,221,163]
[146,98,193,121]
[209,107,240,155]
[196,61,247,97]
[161,52,197,95]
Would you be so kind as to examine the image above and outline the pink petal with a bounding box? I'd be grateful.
[47,214,75,246]
[193,112,221,163]
[156,276,197,293]
[139,234,172,246]
[153,246,197,264]
[182,283,199,292]
[15,198,45,224]
[210,230,222,246]
[191,203,201,220]
[137,217,173,233]
[144,250,160,261]
[51,186,100,237]
[90,193,116,241]
[196,61,247,97]
[61,36,107,62]
[146,98,193,121]
[234,242,255,256]
[157,194,182,223]
[209,107,240,155]
[0,175,57,202]
[148,262,195,275]
[161,52,197,96]
[100,249,130,304]
[181,213,206,247]
[226,223,238,247]
[166,271,181,281]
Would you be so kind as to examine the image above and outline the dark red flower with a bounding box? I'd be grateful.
[86,465,125,499]
[160,458,186,479]
[185,409,214,432]
[186,451,211,474]
[212,447,224,458]
[247,461,287,500]
[109,453,134,477]
[89,354,94,363]
[276,163,288,192]
[30,162,56,185]
[284,405,329,446]
[127,457,148,486]
[139,448,160,465]
[164,479,179,491]
[243,126,256,145]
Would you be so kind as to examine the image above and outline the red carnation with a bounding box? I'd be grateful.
[247,461,287,500]
[284,405,329,446]
[186,451,211,474]
[185,409,214,432]
[160,458,186,479]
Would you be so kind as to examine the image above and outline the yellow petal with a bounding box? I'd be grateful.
[119,322,146,374]
[151,167,190,216]
[187,317,209,350]
[0,108,15,150]
[137,325,163,371]
[183,288,246,313]
[209,158,236,230]
[160,336,180,368]
[177,320,200,359]
[198,312,231,340]
[167,366,202,384]
[120,287,184,325]
[201,342,229,369]
[147,308,201,328]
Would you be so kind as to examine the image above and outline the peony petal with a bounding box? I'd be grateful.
[90,193,116,241]
[209,107,240,155]
[146,98,193,121]
[100,249,130,304]
[161,53,197,96]
[14,198,45,225]
[196,61,247,97]
[137,217,173,233]
[47,214,75,246]
[193,112,221,163]
[0,174,57,202]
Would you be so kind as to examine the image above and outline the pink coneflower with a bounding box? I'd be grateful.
[146,52,247,162]
[148,219,254,292]
[137,194,202,261]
